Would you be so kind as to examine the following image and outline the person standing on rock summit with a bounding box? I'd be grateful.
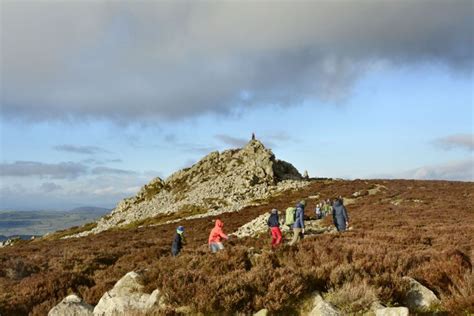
[267,208,282,248]
[332,198,349,232]
[171,226,185,256]
[290,200,305,245]
[208,219,229,253]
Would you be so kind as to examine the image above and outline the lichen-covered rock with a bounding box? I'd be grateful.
[71,139,307,236]
[309,292,341,316]
[48,294,93,316]
[93,271,164,316]
[402,277,440,311]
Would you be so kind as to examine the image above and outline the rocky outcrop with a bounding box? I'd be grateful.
[72,139,306,236]
[402,277,440,311]
[309,292,341,316]
[93,271,164,315]
[48,294,93,316]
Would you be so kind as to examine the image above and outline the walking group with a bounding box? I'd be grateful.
[171,197,349,256]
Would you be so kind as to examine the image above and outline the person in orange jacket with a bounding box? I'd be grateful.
[208,219,228,253]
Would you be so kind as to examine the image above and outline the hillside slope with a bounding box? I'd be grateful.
[0,179,473,315]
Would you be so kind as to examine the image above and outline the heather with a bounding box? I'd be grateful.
[0,179,473,315]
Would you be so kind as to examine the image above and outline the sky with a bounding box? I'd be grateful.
[0,0,473,211]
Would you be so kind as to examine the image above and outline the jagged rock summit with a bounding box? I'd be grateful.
[75,139,306,236]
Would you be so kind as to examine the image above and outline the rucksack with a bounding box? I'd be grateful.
[285,207,296,226]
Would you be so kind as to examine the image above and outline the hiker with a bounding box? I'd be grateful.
[290,200,305,245]
[325,199,332,217]
[285,206,297,228]
[171,226,185,256]
[315,203,322,219]
[251,132,256,140]
[320,201,326,217]
[208,219,228,253]
[267,208,282,248]
[332,198,349,232]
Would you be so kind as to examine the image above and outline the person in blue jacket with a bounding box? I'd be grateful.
[171,226,185,256]
[332,198,349,231]
[290,200,305,245]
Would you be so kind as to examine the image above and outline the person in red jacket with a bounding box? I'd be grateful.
[208,219,228,252]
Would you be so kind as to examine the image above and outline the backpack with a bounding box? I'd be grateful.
[285,207,296,226]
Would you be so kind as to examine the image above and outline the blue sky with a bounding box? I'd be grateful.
[1,1,473,210]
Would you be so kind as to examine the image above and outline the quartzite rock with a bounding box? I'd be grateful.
[48,294,93,316]
[93,271,163,316]
[402,277,440,311]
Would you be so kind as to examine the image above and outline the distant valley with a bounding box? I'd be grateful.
[0,207,110,237]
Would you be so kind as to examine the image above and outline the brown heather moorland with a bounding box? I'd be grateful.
[0,179,473,315]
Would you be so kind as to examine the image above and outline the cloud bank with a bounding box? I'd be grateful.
[408,159,473,181]
[374,159,474,182]
[2,1,472,123]
[0,161,137,179]
[0,161,88,179]
[53,144,111,155]
[0,162,162,210]
[434,134,474,151]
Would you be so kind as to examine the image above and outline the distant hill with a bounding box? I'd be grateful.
[0,207,110,237]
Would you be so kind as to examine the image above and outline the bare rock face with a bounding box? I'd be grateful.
[76,139,305,235]
[48,294,93,316]
[402,277,440,311]
[93,271,164,316]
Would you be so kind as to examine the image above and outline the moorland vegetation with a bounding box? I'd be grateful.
[0,179,473,315]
